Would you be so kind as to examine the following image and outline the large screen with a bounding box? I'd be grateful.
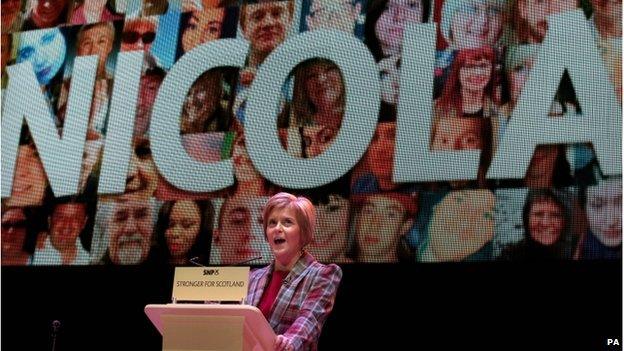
[1,0,621,266]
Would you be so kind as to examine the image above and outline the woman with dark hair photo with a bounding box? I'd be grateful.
[435,46,499,119]
[180,69,233,134]
[289,58,345,129]
[364,0,430,61]
[499,188,577,261]
[154,200,214,265]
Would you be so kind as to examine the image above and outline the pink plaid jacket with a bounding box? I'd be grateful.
[245,252,342,351]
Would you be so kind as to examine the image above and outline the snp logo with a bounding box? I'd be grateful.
[203,269,219,276]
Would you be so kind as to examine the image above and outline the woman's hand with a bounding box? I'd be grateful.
[274,335,294,351]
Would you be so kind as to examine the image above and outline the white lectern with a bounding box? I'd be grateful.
[145,304,276,351]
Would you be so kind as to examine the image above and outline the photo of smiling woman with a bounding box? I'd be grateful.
[435,46,499,119]
[177,6,236,56]
[498,188,577,261]
[16,27,67,87]
[153,200,214,265]
[22,0,70,30]
[245,192,342,351]
[439,0,507,51]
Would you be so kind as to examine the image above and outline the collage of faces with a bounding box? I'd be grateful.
[1,0,621,266]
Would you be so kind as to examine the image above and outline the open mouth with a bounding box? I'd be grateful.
[468,77,488,86]
[117,233,144,247]
[274,237,286,245]
[258,31,279,43]
[364,236,380,244]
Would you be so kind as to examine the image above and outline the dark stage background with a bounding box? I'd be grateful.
[2,262,621,350]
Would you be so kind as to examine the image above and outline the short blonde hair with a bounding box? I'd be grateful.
[262,192,316,247]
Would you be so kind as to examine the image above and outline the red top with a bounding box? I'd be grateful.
[257,270,288,319]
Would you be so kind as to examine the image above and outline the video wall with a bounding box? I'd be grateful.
[1,0,621,266]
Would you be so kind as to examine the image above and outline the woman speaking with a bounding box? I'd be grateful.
[245,192,343,351]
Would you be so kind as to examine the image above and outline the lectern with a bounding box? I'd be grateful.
[146,266,274,351]
[145,304,276,351]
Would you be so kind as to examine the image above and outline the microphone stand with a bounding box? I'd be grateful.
[50,320,61,351]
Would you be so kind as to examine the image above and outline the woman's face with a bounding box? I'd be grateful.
[586,178,622,247]
[304,62,343,113]
[379,55,400,105]
[508,56,535,105]
[216,195,269,264]
[33,0,68,27]
[449,0,504,49]
[459,57,492,93]
[233,138,261,183]
[528,199,564,245]
[166,201,202,258]
[375,0,423,57]
[428,189,495,261]
[310,194,349,261]
[8,145,47,207]
[182,9,224,53]
[17,28,66,85]
[367,122,396,181]
[181,73,220,133]
[266,207,303,263]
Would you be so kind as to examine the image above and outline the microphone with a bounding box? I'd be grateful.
[229,256,262,266]
[189,256,206,267]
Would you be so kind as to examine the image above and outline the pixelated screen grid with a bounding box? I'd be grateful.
[1,0,621,266]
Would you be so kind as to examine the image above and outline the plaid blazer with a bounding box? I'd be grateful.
[245,252,343,351]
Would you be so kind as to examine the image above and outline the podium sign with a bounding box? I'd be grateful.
[172,267,250,302]
[145,304,277,351]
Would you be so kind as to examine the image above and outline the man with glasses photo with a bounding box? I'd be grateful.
[304,0,363,34]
